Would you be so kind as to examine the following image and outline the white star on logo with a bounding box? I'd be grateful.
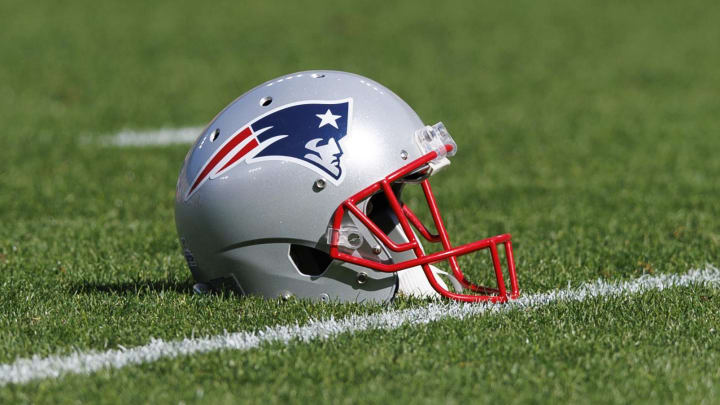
[315,109,342,129]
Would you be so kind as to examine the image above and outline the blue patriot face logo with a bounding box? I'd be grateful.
[186,99,352,199]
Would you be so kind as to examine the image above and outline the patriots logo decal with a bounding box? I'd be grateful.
[186,99,352,200]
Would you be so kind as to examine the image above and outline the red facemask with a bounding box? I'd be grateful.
[328,133,519,303]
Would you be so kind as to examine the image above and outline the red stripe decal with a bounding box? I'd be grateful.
[189,127,253,194]
[217,138,259,173]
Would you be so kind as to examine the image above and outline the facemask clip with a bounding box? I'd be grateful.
[414,122,457,174]
[327,225,364,250]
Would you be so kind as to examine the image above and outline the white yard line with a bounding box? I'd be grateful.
[100,127,203,147]
[1,267,718,386]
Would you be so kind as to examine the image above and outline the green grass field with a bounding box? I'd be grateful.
[1,0,720,403]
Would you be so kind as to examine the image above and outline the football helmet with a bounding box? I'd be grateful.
[175,70,518,303]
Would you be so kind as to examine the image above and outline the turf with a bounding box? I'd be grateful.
[7,286,720,404]
[1,0,720,403]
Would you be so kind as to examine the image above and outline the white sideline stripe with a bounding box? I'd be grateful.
[101,127,203,147]
[1,267,718,386]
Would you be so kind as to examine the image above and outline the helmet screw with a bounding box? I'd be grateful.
[400,150,408,160]
[281,291,293,301]
[372,246,382,255]
[357,272,368,285]
[347,232,362,247]
[314,179,326,191]
[320,293,330,302]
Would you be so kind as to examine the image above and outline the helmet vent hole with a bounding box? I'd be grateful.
[209,129,220,142]
[260,96,273,107]
[289,245,332,276]
[311,73,325,78]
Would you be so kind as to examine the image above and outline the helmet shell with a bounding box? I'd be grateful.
[175,71,426,302]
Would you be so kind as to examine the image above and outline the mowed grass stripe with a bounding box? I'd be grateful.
[2,267,718,387]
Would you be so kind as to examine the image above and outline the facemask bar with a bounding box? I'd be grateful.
[328,142,519,303]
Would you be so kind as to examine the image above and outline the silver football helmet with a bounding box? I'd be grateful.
[175,70,519,303]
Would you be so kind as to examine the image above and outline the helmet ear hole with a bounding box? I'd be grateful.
[289,244,333,276]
